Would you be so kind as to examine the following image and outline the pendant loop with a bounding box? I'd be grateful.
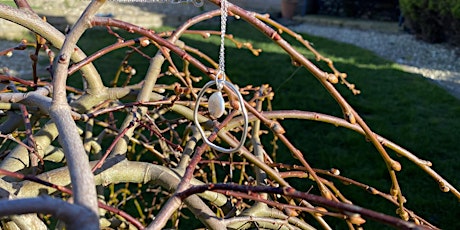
[193,80,248,153]
[215,70,226,91]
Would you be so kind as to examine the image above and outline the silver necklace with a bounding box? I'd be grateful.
[193,0,248,153]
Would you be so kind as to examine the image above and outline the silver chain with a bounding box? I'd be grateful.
[219,0,227,75]
[216,0,228,89]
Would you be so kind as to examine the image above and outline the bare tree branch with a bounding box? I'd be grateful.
[0,196,98,230]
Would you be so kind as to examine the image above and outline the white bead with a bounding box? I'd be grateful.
[208,91,225,118]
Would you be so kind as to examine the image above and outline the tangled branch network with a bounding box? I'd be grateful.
[0,0,458,229]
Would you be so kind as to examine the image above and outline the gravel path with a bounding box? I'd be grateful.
[290,23,460,99]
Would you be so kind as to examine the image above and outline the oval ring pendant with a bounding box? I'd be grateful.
[193,80,248,153]
[208,91,225,118]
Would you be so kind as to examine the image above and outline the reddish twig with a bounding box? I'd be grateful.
[31,18,47,86]
[69,38,145,75]
[176,183,430,230]
[140,116,184,152]
[0,39,27,56]
[13,0,32,9]
[91,120,136,172]
[8,83,43,172]
[0,133,35,153]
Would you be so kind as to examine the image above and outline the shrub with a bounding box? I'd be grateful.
[400,0,460,45]
[318,0,400,21]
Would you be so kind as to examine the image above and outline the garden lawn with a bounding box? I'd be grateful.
[77,21,460,229]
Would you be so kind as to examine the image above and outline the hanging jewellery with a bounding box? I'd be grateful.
[193,0,248,153]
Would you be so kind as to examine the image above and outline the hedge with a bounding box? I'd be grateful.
[400,0,460,45]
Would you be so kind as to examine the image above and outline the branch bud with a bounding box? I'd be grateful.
[391,160,401,171]
[327,73,339,84]
[396,208,409,221]
[314,207,327,217]
[438,180,450,192]
[270,121,285,134]
[346,213,366,225]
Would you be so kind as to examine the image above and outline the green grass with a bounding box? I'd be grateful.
[77,21,460,229]
[0,0,14,6]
